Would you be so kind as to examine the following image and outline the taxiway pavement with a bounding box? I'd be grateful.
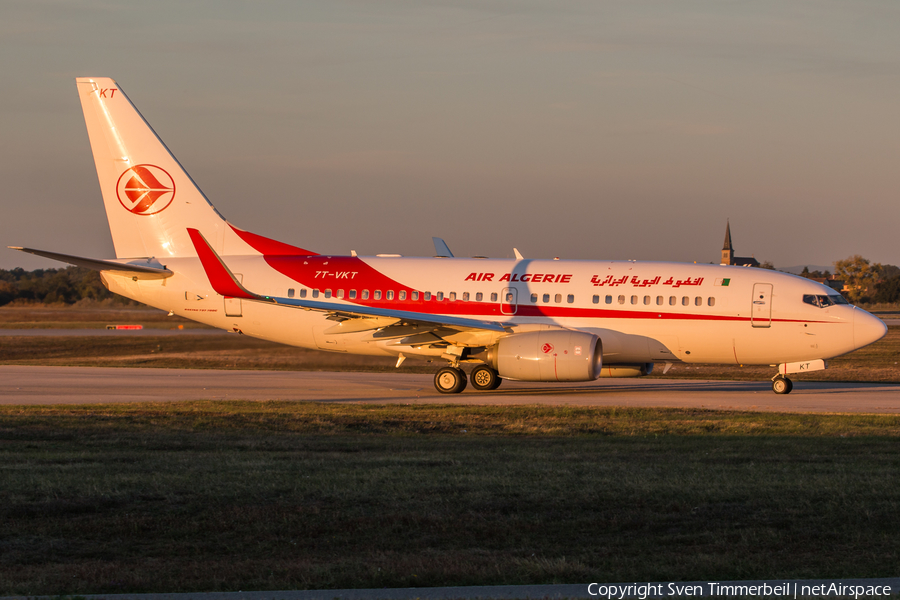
[1,365,898,412]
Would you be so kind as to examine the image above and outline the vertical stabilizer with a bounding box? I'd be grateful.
[76,77,227,258]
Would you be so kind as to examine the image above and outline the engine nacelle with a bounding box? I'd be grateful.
[491,330,602,382]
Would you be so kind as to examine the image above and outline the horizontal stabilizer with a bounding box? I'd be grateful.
[8,247,172,279]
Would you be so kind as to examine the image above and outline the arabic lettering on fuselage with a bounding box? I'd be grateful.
[590,275,705,288]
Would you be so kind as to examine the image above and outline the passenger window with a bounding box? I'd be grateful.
[424,292,431,301]
[411,291,419,301]
[643,295,650,305]
[606,295,613,304]
[631,295,638,305]
[324,289,332,299]
[567,294,575,304]
[532,293,539,303]
[592,295,599,304]
[287,288,295,298]
[708,297,715,307]
[491,292,498,302]
[349,289,357,299]
[374,290,382,300]
[543,293,550,303]
[449,292,456,301]
[337,289,344,299]
[437,291,444,301]
[694,296,702,306]
[682,296,689,306]
[669,296,676,306]
[312,289,319,298]
[475,292,483,302]
[656,296,663,305]
[399,290,406,301]
[299,289,307,299]
[555,294,562,303]
[618,295,625,304]
[387,290,394,300]
[462,292,469,301]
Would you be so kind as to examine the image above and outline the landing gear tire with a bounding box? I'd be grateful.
[772,376,793,395]
[471,365,502,391]
[435,367,467,394]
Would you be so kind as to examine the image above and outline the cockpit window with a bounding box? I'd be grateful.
[803,294,849,308]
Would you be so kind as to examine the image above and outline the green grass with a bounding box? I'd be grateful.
[1,403,899,594]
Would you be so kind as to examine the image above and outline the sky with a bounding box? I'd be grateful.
[2,0,899,271]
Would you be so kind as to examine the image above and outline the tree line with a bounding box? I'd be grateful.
[0,266,128,306]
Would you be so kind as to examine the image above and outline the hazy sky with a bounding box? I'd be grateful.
[2,0,899,270]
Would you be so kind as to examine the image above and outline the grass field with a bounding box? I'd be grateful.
[1,403,899,595]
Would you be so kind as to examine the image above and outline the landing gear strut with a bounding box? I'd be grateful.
[772,375,793,395]
[434,366,467,394]
[471,365,502,391]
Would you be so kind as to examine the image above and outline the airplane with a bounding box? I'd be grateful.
[9,77,888,395]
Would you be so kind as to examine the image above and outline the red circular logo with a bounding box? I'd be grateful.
[116,165,176,215]
[541,343,554,354]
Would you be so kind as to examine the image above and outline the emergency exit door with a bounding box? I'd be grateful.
[501,287,517,315]
[751,283,772,328]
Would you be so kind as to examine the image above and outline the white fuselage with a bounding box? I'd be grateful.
[101,254,886,368]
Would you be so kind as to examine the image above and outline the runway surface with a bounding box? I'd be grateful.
[0,328,227,336]
[2,365,899,412]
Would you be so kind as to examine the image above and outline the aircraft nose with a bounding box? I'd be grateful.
[854,309,887,349]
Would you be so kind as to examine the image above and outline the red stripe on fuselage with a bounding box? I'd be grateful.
[230,224,318,256]
[188,228,256,300]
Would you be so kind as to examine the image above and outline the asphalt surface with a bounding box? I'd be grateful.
[0,328,227,336]
[1,365,899,411]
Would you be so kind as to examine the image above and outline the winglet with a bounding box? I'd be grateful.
[187,228,257,300]
[513,248,524,260]
[432,237,454,258]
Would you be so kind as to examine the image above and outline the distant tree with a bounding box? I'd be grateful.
[834,255,882,303]
[757,261,776,270]
[873,276,900,304]
[881,264,900,280]
[801,266,810,276]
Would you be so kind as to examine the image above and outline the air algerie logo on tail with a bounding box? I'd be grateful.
[116,165,176,215]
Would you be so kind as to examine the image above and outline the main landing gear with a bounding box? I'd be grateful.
[772,375,793,395]
[471,365,502,391]
[433,365,502,394]
[435,366,467,394]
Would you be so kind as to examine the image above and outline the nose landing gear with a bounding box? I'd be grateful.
[772,375,793,395]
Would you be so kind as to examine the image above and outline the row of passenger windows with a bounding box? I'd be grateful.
[287,288,500,302]
[594,294,716,307]
[285,288,716,308]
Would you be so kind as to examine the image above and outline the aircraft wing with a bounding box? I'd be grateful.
[187,229,507,334]
[8,247,173,279]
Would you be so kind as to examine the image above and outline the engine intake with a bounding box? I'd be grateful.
[492,330,602,382]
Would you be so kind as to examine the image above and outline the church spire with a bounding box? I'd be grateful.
[721,220,734,265]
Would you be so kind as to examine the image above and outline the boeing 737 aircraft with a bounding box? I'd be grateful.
[10,78,888,394]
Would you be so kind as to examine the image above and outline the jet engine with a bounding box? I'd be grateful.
[480,330,602,382]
